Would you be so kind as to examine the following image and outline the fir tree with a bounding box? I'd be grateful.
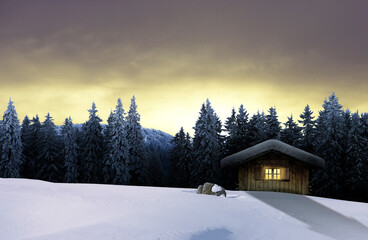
[102,111,114,183]
[298,105,317,153]
[20,115,33,178]
[234,104,250,151]
[170,128,193,187]
[81,102,104,183]
[62,117,79,183]
[248,111,267,146]
[313,92,345,198]
[192,99,222,186]
[25,115,42,178]
[126,96,148,185]
[0,99,22,178]
[36,113,61,182]
[341,109,352,155]
[280,115,302,146]
[110,98,130,185]
[224,108,237,156]
[147,144,164,186]
[344,112,368,201]
[360,113,368,140]
[265,107,281,140]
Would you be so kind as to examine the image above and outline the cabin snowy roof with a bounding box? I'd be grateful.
[221,139,325,168]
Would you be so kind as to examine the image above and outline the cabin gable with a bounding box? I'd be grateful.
[221,140,324,195]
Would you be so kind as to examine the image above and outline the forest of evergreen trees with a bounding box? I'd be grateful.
[0,93,367,202]
[0,96,167,186]
[169,93,368,202]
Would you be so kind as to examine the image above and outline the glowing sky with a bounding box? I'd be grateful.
[1,1,368,135]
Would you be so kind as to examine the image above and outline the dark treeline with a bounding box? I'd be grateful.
[1,93,367,202]
[0,96,167,186]
[169,93,368,202]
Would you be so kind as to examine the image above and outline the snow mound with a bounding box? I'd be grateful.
[211,184,222,192]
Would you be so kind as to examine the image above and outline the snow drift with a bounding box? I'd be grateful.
[1,178,367,240]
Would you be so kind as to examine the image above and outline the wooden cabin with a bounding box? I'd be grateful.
[220,140,325,195]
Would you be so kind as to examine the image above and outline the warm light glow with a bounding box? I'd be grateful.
[265,168,281,180]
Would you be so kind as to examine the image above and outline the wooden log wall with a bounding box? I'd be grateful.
[238,151,310,195]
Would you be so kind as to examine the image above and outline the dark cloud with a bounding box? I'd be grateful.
[0,0,367,134]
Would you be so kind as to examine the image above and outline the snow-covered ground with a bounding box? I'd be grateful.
[1,179,368,240]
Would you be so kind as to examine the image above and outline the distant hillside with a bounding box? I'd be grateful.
[141,128,173,184]
[141,128,173,150]
[55,124,173,149]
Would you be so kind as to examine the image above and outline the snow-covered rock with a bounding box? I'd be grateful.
[196,184,203,194]
[198,182,227,197]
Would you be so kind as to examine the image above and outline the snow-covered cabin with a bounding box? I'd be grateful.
[220,140,325,195]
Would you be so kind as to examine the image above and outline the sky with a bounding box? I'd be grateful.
[1,0,367,135]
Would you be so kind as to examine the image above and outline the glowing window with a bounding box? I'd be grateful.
[265,168,281,180]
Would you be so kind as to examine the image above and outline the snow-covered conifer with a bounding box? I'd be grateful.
[81,102,104,183]
[110,98,130,185]
[281,115,302,146]
[234,104,250,151]
[102,111,114,183]
[36,113,61,182]
[62,117,79,183]
[192,99,222,185]
[248,111,267,146]
[265,107,281,140]
[343,112,367,200]
[224,108,237,156]
[0,99,22,178]
[313,92,345,198]
[148,144,164,186]
[298,105,317,153]
[20,116,32,177]
[126,95,147,185]
[170,127,193,187]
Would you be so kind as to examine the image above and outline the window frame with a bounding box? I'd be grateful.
[264,168,285,180]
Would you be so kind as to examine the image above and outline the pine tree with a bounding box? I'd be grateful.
[344,112,368,201]
[341,109,352,156]
[298,105,317,153]
[234,104,250,151]
[360,112,368,199]
[25,115,42,178]
[192,99,222,186]
[20,115,32,178]
[170,128,193,187]
[102,111,114,183]
[313,92,345,198]
[126,96,148,185]
[62,117,79,183]
[147,144,164,186]
[36,113,61,182]
[0,99,23,178]
[280,115,302,146]
[81,102,104,183]
[360,113,368,140]
[248,111,267,146]
[265,107,281,140]
[110,98,130,185]
[224,108,237,156]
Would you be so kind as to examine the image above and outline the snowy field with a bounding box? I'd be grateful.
[1,179,368,240]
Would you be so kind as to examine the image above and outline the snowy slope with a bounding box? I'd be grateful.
[1,179,368,240]
[55,125,173,149]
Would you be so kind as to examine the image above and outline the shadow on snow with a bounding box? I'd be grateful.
[247,191,368,240]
